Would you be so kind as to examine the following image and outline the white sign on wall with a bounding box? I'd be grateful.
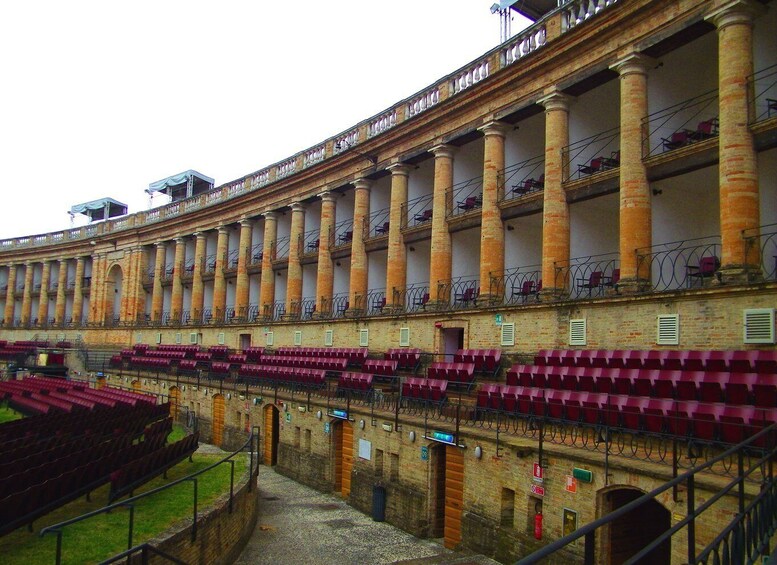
[358,438,372,461]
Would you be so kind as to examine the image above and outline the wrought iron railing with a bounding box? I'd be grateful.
[400,194,434,229]
[643,89,719,158]
[498,154,545,202]
[436,276,480,310]
[447,175,484,219]
[274,236,290,260]
[203,254,217,274]
[488,265,542,304]
[636,237,721,293]
[366,207,391,239]
[332,220,354,248]
[249,244,263,266]
[553,252,620,300]
[301,229,321,255]
[562,126,620,182]
[748,62,777,124]
[743,223,777,281]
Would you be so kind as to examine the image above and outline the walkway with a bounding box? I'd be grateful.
[235,465,500,565]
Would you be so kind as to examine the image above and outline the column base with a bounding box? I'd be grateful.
[715,265,762,285]
[474,293,503,307]
[608,277,649,296]
[538,288,565,301]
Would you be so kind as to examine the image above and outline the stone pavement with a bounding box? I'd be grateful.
[234,465,500,565]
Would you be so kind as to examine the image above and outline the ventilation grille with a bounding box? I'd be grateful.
[399,327,410,347]
[135,332,143,344]
[501,322,515,346]
[744,308,775,344]
[656,314,679,345]
[359,328,369,347]
[189,332,199,345]
[217,332,225,345]
[155,332,162,345]
[324,329,334,347]
[175,332,182,345]
[569,319,587,346]
[266,331,274,346]
[293,330,302,346]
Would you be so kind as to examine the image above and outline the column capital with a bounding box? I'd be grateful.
[262,210,278,221]
[175,236,186,245]
[217,225,230,235]
[353,178,372,191]
[706,0,764,29]
[240,218,254,228]
[478,120,507,138]
[318,190,337,203]
[155,241,167,249]
[538,90,572,111]
[610,53,655,76]
[387,163,410,177]
[430,144,456,159]
[194,231,207,240]
[290,201,307,214]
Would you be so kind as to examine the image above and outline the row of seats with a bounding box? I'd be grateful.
[427,362,476,388]
[506,365,777,406]
[402,377,448,403]
[275,347,369,366]
[336,373,374,395]
[453,349,501,375]
[238,365,327,388]
[362,359,398,377]
[385,348,422,371]
[534,348,777,373]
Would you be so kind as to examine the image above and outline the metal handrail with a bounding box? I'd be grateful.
[642,88,719,158]
[635,236,721,293]
[562,126,620,182]
[748,62,777,124]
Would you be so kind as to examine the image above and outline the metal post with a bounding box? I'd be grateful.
[228,460,235,513]
[584,531,595,565]
[127,504,135,551]
[191,478,198,542]
[687,475,696,563]
[55,530,63,565]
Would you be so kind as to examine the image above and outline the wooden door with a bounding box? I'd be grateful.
[168,386,180,420]
[212,394,225,446]
[341,420,353,497]
[444,445,464,549]
[264,405,278,466]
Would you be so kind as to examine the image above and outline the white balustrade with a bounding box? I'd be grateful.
[368,110,397,137]
[501,24,547,66]
[451,60,490,95]
[563,0,618,31]
[251,170,270,189]
[276,157,298,179]
[407,88,440,117]
[304,145,325,167]
[334,130,360,155]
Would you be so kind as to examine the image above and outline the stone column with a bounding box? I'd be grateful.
[386,165,410,309]
[72,257,85,325]
[538,91,572,297]
[151,242,166,322]
[316,193,336,315]
[286,202,306,317]
[429,145,455,303]
[3,264,16,324]
[88,254,101,324]
[212,226,229,317]
[21,263,34,325]
[478,121,507,301]
[54,259,68,324]
[708,0,762,280]
[612,54,653,292]
[131,247,148,323]
[191,232,207,320]
[171,237,186,321]
[37,261,51,324]
[349,179,371,312]
[236,219,253,316]
[259,212,278,318]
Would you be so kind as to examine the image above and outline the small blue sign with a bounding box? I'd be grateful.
[421,446,429,461]
[324,422,331,434]
[285,413,291,423]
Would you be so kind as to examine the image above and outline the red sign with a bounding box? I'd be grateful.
[530,484,545,497]
[565,475,577,493]
[533,463,544,481]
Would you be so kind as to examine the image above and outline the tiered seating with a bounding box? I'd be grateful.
[178,359,198,374]
[337,372,374,397]
[129,356,173,373]
[362,359,398,378]
[274,347,368,367]
[227,353,247,366]
[427,362,476,389]
[453,348,501,377]
[385,348,422,371]
[402,377,448,404]
[208,345,229,359]
[261,355,347,372]
[209,361,232,378]
[238,365,326,389]
[244,347,264,362]
[156,344,200,357]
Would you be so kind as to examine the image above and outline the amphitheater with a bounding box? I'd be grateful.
[2,0,777,563]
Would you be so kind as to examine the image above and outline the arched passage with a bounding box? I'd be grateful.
[212,394,225,446]
[168,386,180,420]
[104,264,123,325]
[332,419,353,497]
[599,487,671,564]
[263,404,279,466]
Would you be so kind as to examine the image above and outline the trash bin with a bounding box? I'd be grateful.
[372,485,386,522]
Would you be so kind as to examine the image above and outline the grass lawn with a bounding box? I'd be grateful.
[0,428,249,565]
[0,404,23,424]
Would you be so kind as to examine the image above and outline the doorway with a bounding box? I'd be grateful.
[602,487,670,564]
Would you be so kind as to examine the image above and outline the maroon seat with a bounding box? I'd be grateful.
[643,398,673,434]
[699,372,728,403]
[725,373,757,405]
[691,403,723,441]
[719,405,755,444]
[653,370,679,399]
[753,374,777,407]
[546,389,568,420]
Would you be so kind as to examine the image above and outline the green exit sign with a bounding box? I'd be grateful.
[572,467,593,483]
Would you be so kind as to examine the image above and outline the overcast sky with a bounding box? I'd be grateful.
[0,1,528,240]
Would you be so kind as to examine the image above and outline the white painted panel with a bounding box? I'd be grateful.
[569,192,619,258]
[451,227,481,279]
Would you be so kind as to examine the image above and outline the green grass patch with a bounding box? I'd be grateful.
[0,404,23,424]
[0,450,249,565]
[166,423,187,444]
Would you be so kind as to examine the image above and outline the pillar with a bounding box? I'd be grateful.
[708,0,763,280]
[131,247,148,323]
[259,212,278,317]
[88,254,101,324]
[286,202,306,317]
[612,54,654,291]
[3,264,16,324]
[386,165,410,309]
[191,232,207,320]
[55,259,68,324]
[151,242,166,322]
[72,257,85,325]
[37,261,51,325]
[538,91,572,297]
[429,145,455,303]
[316,193,336,315]
[478,122,507,300]
[213,226,229,318]
[171,237,186,321]
[349,179,371,311]
[236,219,253,316]
[21,262,34,325]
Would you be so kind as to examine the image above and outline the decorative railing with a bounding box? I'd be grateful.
[303,145,326,168]
[400,194,434,229]
[450,60,489,95]
[749,62,777,124]
[498,154,545,202]
[368,109,397,138]
[553,252,620,300]
[301,230,321,255]
[562,127,620,182]
[447,175,484,218]
[276,157,297,180]
[365,207,391,240]
[407,87,440,118]
[273,235,291,260]
[562,0,619,32]
[643,89,719,158]
[488,265,542,304]
[636,236,721,293]
[249,244,263,266]
[333,130,360,155]
[500,23,547,67]
[332,220,354,247]
[437,276,481,309]
[743,223,777,281]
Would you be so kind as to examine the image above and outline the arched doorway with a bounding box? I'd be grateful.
[212,394,225,446]
[429,444,464,548]
[332,419,353,496]
[168,385,180,420]
[600,487,671,564]
[263,405,279,466]
[105,264,123,325]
